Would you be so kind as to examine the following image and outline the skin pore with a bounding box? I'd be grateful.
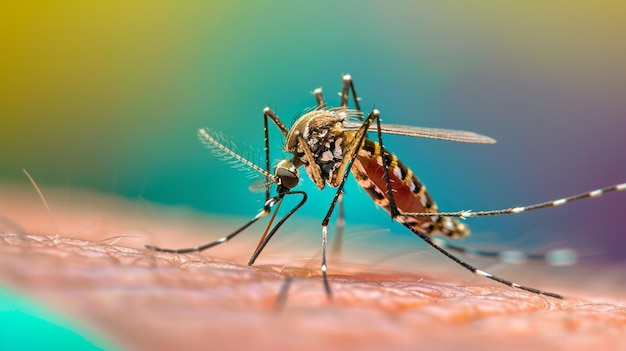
[1,182,625,351]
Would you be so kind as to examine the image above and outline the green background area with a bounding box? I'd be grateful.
[0,288,114,350]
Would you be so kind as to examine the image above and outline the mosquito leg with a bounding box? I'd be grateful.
[369,111,564,297]
[373,109,400,218]
[433,238,578,266]
[324,76,355,256]
[402,183,626,219]
[294,133,325,189]
[262,106,293,199]
[263,107,290,137]
[331,191,345,257]
[145,195,283,254]
[319,110,381,296]
[402,223,563,298]
[339,74,361,112]
[314,88,325,108]
[335,73,359,254]
[263,109,272,201]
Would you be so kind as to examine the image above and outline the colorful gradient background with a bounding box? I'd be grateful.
[1,2,625,347]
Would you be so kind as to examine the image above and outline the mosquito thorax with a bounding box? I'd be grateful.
[274,159,299,189]
[285,108,361,187]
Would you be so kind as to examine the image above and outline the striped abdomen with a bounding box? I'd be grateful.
[351,138,469,238]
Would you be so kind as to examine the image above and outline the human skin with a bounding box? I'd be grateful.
[1,183,625,351]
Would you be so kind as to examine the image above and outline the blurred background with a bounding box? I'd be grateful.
[2,1,626,272]
[2,1,626,348]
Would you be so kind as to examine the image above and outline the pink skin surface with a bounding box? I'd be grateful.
[1,182,625,351]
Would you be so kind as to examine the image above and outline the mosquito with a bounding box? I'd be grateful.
[146,75,625,299]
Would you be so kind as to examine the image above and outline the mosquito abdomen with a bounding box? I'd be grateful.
[351,139,470,238]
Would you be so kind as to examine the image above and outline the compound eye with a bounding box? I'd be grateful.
[275,160,299,189]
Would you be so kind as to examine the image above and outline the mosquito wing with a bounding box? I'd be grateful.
[342,121,496,144]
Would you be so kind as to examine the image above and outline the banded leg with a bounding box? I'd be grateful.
[146,195,283,254]
[312,82,346,257]
[433,238,578,266]
[373,108,564,298]
[313,86,345,256]
[319,109,382,296]
[402,183,626,219]
[147,190,307,260]
[335,74,364,254]
[405,224,563,298]
[315,76,366,259]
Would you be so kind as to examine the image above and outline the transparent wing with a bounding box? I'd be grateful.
[342,121,496,144]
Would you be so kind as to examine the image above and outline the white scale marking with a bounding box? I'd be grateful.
[475,269,492,277]
[511,207,525,213]
[393,166,403,179]
[320,150,334,162]
[460,211,473,218]
[589,189,603,197]
[420,194,428,207]
[617,183,626,191]
[552,198,567,206]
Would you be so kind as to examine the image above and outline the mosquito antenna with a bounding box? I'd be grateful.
[198,128,278,183]
[249,178,274,193]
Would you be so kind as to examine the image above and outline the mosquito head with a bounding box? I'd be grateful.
[275,159,299,190]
